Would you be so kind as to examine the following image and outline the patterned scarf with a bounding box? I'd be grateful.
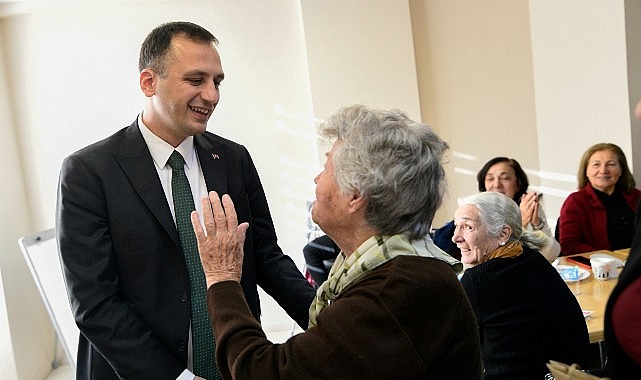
[308,233,419,326]
[483,240,523,262]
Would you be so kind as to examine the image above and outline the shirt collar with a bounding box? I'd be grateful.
[138,113,196,170]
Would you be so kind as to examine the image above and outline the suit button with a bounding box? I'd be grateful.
[178,340,187,352]
[180,292,188,302]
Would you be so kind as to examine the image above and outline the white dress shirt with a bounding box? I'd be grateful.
[138,114,209,380]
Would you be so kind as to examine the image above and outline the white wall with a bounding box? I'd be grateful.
[0,270,17,380]
[301,0,421,120]
[0,16,53,379]
[624,0,641,186]
[300,0,421,179]
[529,0,635,221]
[411,0,540,226]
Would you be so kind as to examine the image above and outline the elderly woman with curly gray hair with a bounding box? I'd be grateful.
[191,105,481,380]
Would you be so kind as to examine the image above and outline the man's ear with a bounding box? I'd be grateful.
[140,69,156,97]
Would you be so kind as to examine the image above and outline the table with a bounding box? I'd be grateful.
[557,248,629,344]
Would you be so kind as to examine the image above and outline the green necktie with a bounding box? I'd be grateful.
[167,151,218,380]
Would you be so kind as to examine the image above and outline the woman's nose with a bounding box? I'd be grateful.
[452,228,462,243]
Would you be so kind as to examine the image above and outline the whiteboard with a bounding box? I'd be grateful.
[18,228,77,370]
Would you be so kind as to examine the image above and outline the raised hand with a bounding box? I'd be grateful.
[190,191,250,288]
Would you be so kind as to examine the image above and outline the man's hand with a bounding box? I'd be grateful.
[191,191,249,288]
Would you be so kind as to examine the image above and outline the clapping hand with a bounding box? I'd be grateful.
[519,192,540,228]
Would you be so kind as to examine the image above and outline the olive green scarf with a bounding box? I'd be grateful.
[308,233,418,326]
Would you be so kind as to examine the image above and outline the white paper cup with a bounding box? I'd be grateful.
[590,257,617,280]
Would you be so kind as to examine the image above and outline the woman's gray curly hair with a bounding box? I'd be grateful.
[319,104,448,240]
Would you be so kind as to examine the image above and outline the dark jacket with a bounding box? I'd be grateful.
[56,119,315,379]
[209,256,482,380]
[461,247,590,379]
[432,220,461,260]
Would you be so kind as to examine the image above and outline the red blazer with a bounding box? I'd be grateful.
[559,184,641,255]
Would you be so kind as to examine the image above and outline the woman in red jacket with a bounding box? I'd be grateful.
[559,143,641,255]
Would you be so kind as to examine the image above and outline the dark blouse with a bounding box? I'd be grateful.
[594,188,635,250]
[460,248,590,379]
[303,235,340,288]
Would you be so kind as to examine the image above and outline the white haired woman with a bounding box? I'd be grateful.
[453,191,590,379]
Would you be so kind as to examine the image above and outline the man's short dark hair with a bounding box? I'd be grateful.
[138,21,218,76]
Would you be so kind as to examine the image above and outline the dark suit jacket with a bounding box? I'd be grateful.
[56,119,315,379]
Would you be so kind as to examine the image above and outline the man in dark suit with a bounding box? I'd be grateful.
[56,21,315,380]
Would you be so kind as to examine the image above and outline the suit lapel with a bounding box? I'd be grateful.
[195,134,228,194]
[114,121,180,247]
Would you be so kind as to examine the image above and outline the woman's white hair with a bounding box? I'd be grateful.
[461,192,547,251]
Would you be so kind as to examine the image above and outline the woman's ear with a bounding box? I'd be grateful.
[499,224,512,243]
[348,192,367,214]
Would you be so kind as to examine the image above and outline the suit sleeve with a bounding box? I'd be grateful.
[56,154,184,378]
[241,150,315,328]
